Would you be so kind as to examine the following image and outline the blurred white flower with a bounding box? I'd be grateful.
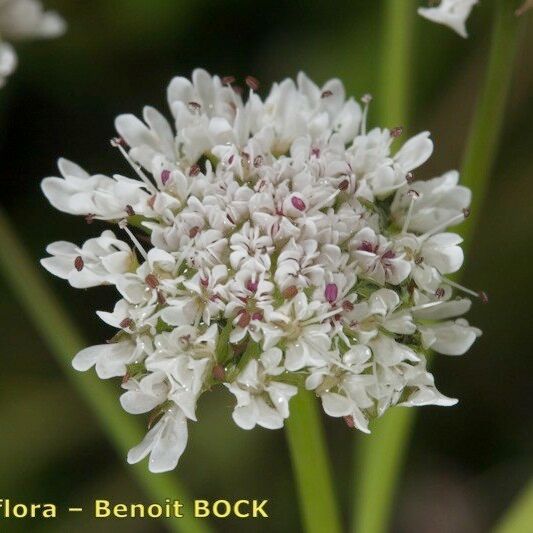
[41,69,482,471]
[0,0,65,86]
[418,0,479,38]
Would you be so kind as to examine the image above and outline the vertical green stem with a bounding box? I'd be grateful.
[377,0,415,127]
[352,3,525,533]
[352,3,415,532]
[285,390,342,533]
[493,479,533,533]
[460,0,526,248]
[0,209,211,533]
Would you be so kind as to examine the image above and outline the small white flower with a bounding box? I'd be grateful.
[72,337,147,379]
[127,407,189,473]
[345,288,416,344]
[0,0,65,86]
[226,348,298,430]
[263,293,332,371]
[41,159,152,220]
[351,227,411,285]
[40,230,134,288]
[420,318,482,355]
[418,0,479,38]
[392,170,472,233]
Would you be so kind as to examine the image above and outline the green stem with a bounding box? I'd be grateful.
[493,479,533,533]
[377,0,415,128]
[0,208,211,533]
[460,0,526,248]
[352,3,415,532]
[285,390,342,533]
[352,3,525,533]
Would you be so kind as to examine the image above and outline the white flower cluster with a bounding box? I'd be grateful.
[418,0,479,38]
[41,70,482,473]
[0,0,65,87]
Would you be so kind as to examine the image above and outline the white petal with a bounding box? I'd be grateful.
[395,131,433,172]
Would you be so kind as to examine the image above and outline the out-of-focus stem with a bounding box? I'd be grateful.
[285,390,342,533]
[0,208,211,533]
[352,2,525,533]
[494,479,533,533]
[460,0,526,248]
[377,0,415,128]
[352,3,415,532]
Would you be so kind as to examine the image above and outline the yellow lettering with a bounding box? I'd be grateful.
[42,504,57,518]
[234,500,250,518]
[213,500,231,518]
[194,500,210,517]
[113,504,128,518]
[95,500,110,518]
[147,504,162,518]
[252,500,268,518]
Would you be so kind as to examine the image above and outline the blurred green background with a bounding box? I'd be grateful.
[0,1,531,531]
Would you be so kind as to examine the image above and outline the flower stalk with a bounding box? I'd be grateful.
[0,208,211,533]
[285,390,342,533]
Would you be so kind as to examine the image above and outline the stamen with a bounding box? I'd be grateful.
[338,179,349,191]
[125,204,135,216]
[119,317,133,329]
[118,219,148,260]
[291,196,306,212]
[245,75,260,91]
[253,155,263,168]
[390,126,403,138]
[161,170,171,185]
[110,138,157,193]
[157,291,166,305]
[246,279,258,292]
[111,136,127,148]
[311,189,340,213]
[401,189,420,234]
[321,90,333,98]
[435,287,445,298]
[410,300,447,312]
[313,307,344,322]
[188,101,201,112]
[145,274,159,289]
[189,226,200,238]
[237,311,251,328]
[74,256,84,271]
[222,75,235,85]
[342,300,354,312]
[441,276,487,302]
[282,286,298,299]
[212,364,226,381]
[343,415,355,428]
[361,94,372,135]
[420,210,468,240]
[325,283,338,303]
[189,164,201,177]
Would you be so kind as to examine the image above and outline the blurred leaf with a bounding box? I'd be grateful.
[494,479,533,533]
